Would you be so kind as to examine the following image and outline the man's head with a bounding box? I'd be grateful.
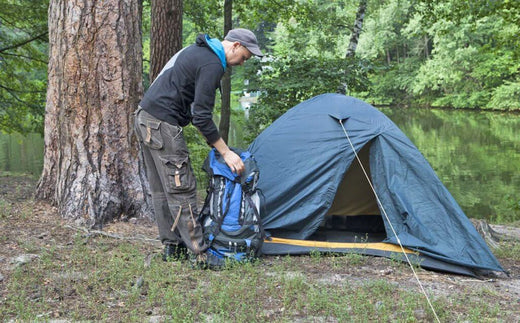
[222,28,263,66]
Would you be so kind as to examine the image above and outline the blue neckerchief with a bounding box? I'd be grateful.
[205,34,227,71]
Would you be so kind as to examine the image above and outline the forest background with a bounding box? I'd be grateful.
[0,0,519,222]
[1,2,520,321]
[2,0,518,133]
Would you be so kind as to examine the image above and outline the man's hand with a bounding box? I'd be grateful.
[222,150,245,175]
[212,138,245,175]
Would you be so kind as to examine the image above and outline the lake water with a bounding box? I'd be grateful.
[1,108,519,221]
[0,132,44,178]
[380,107,520,222]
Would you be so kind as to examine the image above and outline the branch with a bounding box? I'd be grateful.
[0,13,18,28]
[1,51,48,64]
[65,224,161,245]
[0,31,48,53]
[0,83,25,103]
[267,0,285,9]
[0,82,45,95]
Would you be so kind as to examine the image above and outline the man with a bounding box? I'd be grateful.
[134,28,263,264]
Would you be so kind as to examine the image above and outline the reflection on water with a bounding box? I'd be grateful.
[0,132,44,178]
[380,107,520,221]
[1,108,519,221]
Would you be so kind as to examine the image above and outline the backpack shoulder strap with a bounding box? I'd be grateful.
[243,191,267,240]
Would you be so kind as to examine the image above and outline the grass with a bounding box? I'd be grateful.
[2,231,518,322]
[493,239,520,261]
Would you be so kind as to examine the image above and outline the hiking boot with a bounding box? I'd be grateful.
[189,251,208,269]
[205,248,227,270]
[162,243,188,262]
[189,249,226,270]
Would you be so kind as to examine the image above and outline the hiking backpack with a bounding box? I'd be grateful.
[199,148,264,266]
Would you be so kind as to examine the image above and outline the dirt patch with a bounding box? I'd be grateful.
[1,174,519,321]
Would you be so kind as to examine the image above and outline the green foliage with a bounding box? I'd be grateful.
[141,0,151,89]
[244,55,371,140]
[419,0,520,25]
[267,1,357,58]
[354,0,520,110]
[357,0,416,61]
[0,0,48,134]
[0,132,43,177]
[182,124,211,191]
[1,0,520,138]
[411,14,519,109]
[487,80,520,110]
[183,0,222,37]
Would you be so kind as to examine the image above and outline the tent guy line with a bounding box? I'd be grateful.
[339,118,441,323]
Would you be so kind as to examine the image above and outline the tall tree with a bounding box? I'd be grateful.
[37,0,149,227]
[218,0,233,143]
[149,0,183,82]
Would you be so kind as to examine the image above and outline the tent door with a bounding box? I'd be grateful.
[326,141,380,217]
[316,141,386,242]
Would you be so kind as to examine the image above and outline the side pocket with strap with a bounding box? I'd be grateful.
[159,155,196,193]
[138,119,163,149]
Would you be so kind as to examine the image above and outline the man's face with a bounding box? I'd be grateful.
[227,43,252,67]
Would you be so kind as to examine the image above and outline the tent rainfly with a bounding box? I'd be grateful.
[249,93,504,276]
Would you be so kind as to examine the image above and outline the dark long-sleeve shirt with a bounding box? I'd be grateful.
[139,34,224,144]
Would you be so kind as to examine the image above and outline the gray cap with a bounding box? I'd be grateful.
[224,28,264,57]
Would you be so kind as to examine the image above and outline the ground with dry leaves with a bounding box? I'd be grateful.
[1,174,519,322]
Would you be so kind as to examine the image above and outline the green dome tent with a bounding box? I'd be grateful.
[249,94,504,276]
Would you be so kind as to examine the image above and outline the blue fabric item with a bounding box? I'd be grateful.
[209,247,246,262]
[221,181,242,232]
[248,93,504,273]
[207,149,253,232]
[207,149,253,180]
[205,35,227,71]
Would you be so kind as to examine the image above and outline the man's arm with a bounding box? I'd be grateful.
[191,64,222,144]
[191,63,245,175]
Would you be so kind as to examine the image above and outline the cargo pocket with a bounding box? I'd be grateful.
[160,155,196,193]
[139,119,163,149]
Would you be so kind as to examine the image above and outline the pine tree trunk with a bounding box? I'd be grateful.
[219,0,233,143]
[37,0,151,228]
[150,0,183,82]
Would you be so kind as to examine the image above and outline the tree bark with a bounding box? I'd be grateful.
[424,35,430,59]
[150,0,183,82]
[345,0,367,58]
[219,0,233,143]
[37,0,151,228]
[338,0,367,95]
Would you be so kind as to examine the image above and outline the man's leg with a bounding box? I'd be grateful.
[155,123,207,256]
[134,109,186,260]
[135,109,207,259]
